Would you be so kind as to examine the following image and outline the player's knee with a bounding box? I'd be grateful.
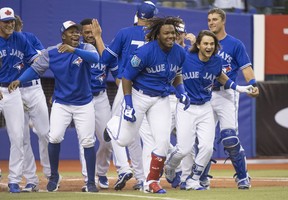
[80,138,95,148]
[48,135,63,143]
[220,129,239,148]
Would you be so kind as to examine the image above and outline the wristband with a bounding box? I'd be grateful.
[124,94,133,107]
[224,79,236,90]
[248,79,257,87]
[175,83,185,95]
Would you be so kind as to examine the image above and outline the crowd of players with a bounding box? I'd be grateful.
[0,1,259,194]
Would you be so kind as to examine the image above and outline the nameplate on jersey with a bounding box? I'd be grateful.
[131,55,141,67]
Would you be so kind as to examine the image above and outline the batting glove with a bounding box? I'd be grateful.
[179,93,190,110]
[175,83,191,111]
[123,94,136,122]
[236,85,254,94]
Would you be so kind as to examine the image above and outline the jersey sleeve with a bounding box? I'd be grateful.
[122,48,147,81]
[31,48,50,75]
[18,33,39,65]
[102,30,124,64]
[235,40,252,70]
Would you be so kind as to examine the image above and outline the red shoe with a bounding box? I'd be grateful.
[144,180,166,194]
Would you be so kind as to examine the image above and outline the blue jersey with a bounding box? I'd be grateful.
[123,41,186,97]
[90,55,118,93]
[214,34,251,87]
[102,25,147,79]
[0,32,38,82]
[32,43,98,105]
[22,32,44,51]
[16,32,45,80]
[182,52,222,104]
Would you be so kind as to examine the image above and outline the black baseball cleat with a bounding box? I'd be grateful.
[103,128,111,142]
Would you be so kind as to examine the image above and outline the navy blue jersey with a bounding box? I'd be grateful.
[0,32,38,82]
[214,34,251,87]
[182,52,222,103]
[123,41,186,97]
[102,25,147,79]
[32,43,98,105]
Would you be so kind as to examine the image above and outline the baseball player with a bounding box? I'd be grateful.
[0,7,39,193]
[106,16,191,194]
[207,8,259,189]
[14,15,51,192]
[164,30,255,190]
[91,1,158,190]
[9,20,100,193]
[78,18,118,190]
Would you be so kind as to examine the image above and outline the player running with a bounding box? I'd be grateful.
[164,30,255,190]
[207,8,259,189]
[9,20,100,193]
[0,7,39,193]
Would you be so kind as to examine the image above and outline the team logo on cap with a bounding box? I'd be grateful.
[72,57,83,66]
[4,9,12,16]
[131,55,141,67]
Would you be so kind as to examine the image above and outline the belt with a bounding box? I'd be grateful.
[190,101,206,105]
[0,83,10,87]
[133,86,159,97]
[212,86,229,91]
[93,89,105,97]
[20,79,40,88]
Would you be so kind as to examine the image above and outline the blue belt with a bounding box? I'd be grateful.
[133,86,159,97]
[0,83,10,87]
[93,89,105,97]
[190,101,206,105]
[20,79,40,88]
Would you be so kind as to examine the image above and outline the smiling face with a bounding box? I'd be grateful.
[157,24,176,52]
[0,19,15,39]
[197,35,215,62]
[208,13,225,36]
[62,26,81,47]
[81,24,95,46]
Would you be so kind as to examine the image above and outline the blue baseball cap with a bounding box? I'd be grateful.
[0,7,15,21]
[136,1,158,20]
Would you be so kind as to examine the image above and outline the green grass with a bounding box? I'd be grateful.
[1,187,288,200]
[1,169,287,200]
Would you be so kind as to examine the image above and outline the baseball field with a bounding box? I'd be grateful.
[0,159,287,200]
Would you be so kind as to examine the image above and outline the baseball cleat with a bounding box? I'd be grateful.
[132,180,143,191]
[47,174,62,192]
[237,178,251,190]
[8,183,21,193]
[144,180,166,194]
[114,171,133,190]
[200,178,211,190]
[22,183,39,192]
[87,184,99,192]
[185,177,206,191]
[171,171,182,188]
[81,185,87,192]
[179,182,186,190]
[98,176,109,189]
[164,166,176,183]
